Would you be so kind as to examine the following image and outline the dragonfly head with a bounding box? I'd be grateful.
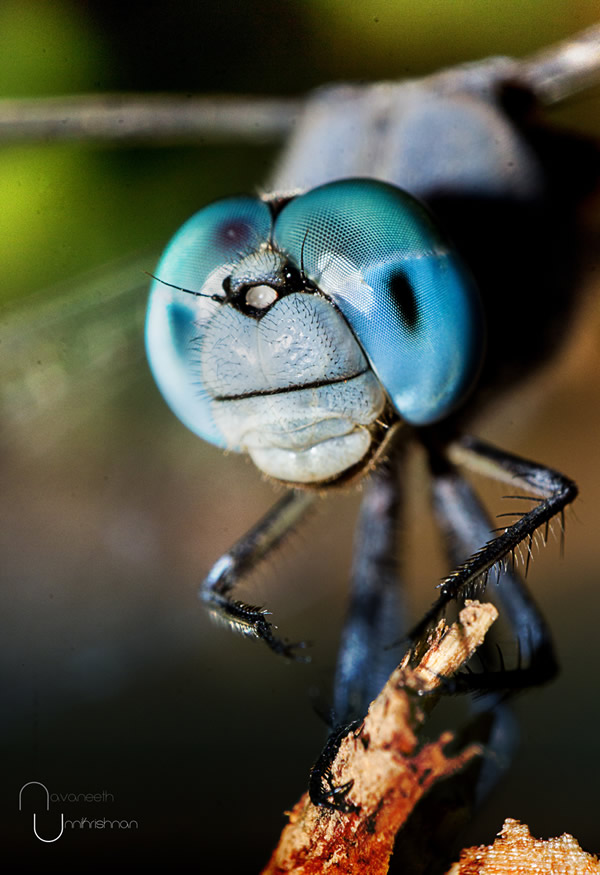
[146,179,485,486]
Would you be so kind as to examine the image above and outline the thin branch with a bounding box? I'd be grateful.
[0,93,301,145]
[0,24,598,145]
[262,601,498,875]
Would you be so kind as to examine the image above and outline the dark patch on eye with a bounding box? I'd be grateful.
[212,219,254,250]
[389,269,419,330]
[168,302,193,346]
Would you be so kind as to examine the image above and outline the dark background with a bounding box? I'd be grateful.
[1,1,600,870]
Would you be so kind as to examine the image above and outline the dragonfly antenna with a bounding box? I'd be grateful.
[145,271,223,302]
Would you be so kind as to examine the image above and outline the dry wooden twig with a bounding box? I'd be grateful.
[262,600,498,874]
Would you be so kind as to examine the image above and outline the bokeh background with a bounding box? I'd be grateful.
[1,1,599,870]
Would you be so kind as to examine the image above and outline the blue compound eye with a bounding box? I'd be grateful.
[273,179,485,425]
[145,196,272,445]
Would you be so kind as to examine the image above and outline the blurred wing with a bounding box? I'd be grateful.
[0,252,152,451]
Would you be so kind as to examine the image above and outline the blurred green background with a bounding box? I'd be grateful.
[1,1,600,870]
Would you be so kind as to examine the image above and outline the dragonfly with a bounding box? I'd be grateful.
[2,16,600,863]
[140,27,599,816]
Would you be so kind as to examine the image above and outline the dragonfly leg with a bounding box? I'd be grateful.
[430,452,558,692]
[200,489,315,659]
[410,434,577,658]
[311,448,406,809]
[334,448,406,724]
[308,720,363,813]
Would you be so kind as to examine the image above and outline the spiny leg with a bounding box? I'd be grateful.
[428,454,558,692]
[310,446,406,809]
[309,720,363,814]
[410,434,577,644]
[200,489,315,659]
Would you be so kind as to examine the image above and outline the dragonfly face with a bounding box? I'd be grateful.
[146,178,485,484]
